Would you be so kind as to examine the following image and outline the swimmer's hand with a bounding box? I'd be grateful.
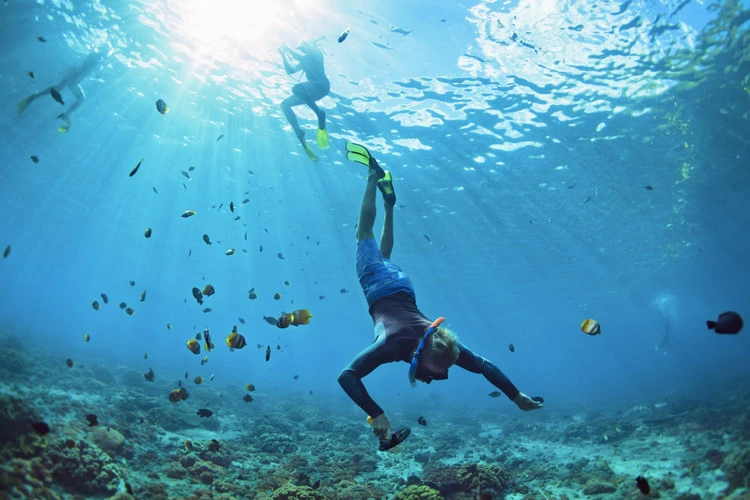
[513,392,544,411]
[370,413,392,441]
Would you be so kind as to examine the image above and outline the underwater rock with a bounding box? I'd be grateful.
[0,457,62,500]
[581,480,617,495]
[44,439,126,495]
[265,482,325,500]
[395,484,444,500]
[456,463,510,493]
[0,395,46,461]
[90,426,125,457]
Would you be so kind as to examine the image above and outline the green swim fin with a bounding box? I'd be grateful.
[378,170,396,206]
[303,143,319,163]
[316,128,329,149]
[345,142,384,178]
[17,98,30,114]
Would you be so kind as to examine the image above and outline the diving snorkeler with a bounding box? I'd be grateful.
[18,50,106,133]
[338,142,544,448]
[279,40,330,162]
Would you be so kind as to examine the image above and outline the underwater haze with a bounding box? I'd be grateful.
[1,0,749,499]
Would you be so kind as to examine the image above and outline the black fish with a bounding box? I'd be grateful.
[86,414,98,427]
[203,308,212,313]
[119,302,127,309]
[216,134,224,142]
[263,316,278,326]
[417,416,427,426]
[30,155,39,163]
[242,198,250,204]
[181,170,190,179]
[155,98,168,114]
[244,232,247,240]
[100,293,109,304]
[423,234,431,243]
[129,280,135,286]
[340,288,348,294]
[230,202,234,212]
[31,422,50,435]
[129,158,144,177]
[144,368,154,382]
[488,391,502,398]
[3,245,10,258]
[202,234,212,245]
[243,394,253,403]
[265,345,271,362]
[239,317,246,324]
[188,166,195,171]
[153,187,158,194]
[50,88,64,104]
[293,375,299,380]
[319,295,325,300]
[509,343,515,352]
[277,253,284,260]
[259,245,263,252]
[312,479,320,489]
[196,332,202,341]
[192,287,203,305]
[28,71,35,78]
[707,311,743,334]
[37,36,47,43]
[636,475,650,494]
[643,185,654,191]
[391,27,413,36]
[338,27,350,43]
[196,409,213,418]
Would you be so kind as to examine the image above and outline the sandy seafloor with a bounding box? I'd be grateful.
[1,331,749,500]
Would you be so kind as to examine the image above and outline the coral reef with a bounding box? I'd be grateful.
[0,457,63,500]
[395,484,444,500]
[43,439,127,495]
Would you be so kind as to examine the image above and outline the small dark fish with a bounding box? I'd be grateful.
[181,170,191,179]
[202,234,212,245]
[144,368,154,382]
[265,345,271,361]
[125,483,133,495]
[66,358,74,368]
[196,332,203,341]
[273,293,281,300]
[372,41,393,50]
[129,158,144,177]
[309,390,313,395]
[188,166,195,172]
[417,416,427,426]
[244,232,247,240]
[188,249,191,256]
[31,422,50,435]
[242,198,250,204]
[312,479,321,489]
[567,184,576,189]
[100,293,108,304]
[183,183,187,190]
[276,344,281,350]
[92,300,100,311]
[192,287,203,305]
[50,88,64,105]
[140,290,146,301]
[243,394,253,403]
[259,245,263,252]
[144,227,152,238]
[636,475,650,495]
[234,216,241,221]
[263,316,278,326]
[125,307,135,316]
[152,186,158,194]
[319,295,325,300]
[3,245,10,258]
[488,391,502,398]
[508,343,515,353]
[277,253,284,260]
[202,284,215,296]
[340,288,348,294]
[208,439,220,452]
[129,280,135,286]
[707,311,743,335]
[216,134,224,142]
[203,308,212,313]
[184,371,189,379]
[119,302,127,309]
[30,155,39,163]
[86,414,98,427]
[230,202,235,212]
[144,353,148,360]
[583,196,592,204]
[239,317,246,324]
[196,409,213,418]
[423,234,431,243]
[155,98,169,114]
[338,27,350,43]
[293,375,299,380]
[37,36,47,43]
[28,71,35,78]
[643,185,654,191]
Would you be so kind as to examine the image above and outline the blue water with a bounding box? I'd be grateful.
[1,0,749,498]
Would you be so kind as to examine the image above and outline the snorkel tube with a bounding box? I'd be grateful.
[407,317,446,387]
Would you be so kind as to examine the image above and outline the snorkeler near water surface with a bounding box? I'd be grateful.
[279,40,330,163]
[338,142,544,449]
[17,50,107,133]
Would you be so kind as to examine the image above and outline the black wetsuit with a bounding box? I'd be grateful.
[337,291,520,418]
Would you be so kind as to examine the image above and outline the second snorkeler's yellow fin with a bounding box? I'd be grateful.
[345,141,371,166]
[303,143,319,163]
[17,98,30,114]
[316,128,329,149]
[57,114,71,133]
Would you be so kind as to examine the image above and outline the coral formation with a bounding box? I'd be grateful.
[395,484,444,500]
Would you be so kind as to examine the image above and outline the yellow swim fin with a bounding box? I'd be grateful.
[316,128,329,149]
[303,143,319,163]
[57,115,71,133]
[17,98,30,114]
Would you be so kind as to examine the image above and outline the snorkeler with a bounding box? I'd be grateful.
[338,142,544,447]
[656,311,670,354]
[17,50,106,133]
[279,40,330,162]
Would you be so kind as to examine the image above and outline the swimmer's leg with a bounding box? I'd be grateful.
[18,87,53,114]
[357,172,380,242]
[280,94,318,161]
[380,200,394,259]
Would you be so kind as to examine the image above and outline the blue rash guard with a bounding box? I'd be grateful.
[338,239,521,418]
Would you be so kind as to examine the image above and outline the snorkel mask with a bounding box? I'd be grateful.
[408,317,446,388]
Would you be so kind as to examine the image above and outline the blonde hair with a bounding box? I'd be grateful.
[424,327,459,371]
